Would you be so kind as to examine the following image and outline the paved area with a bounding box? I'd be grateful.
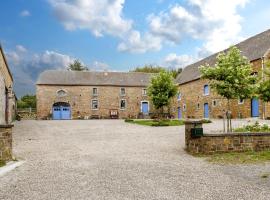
[0,120,270,200]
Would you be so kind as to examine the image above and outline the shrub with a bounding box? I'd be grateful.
[234,121,270,132]
[125,119,134,122]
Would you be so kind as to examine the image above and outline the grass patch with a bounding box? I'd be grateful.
[196,151,270,164]
[234,121,270,133]
[125,119,184,126]
[0,160,6,167]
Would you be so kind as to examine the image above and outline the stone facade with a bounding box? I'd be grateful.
[37,85,152,119]
[0,125,13,161]
[174,57,270,119]
[185,121,270,154]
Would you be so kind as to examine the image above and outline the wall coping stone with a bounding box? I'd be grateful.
[184,120,204,124]
[0,124,14,128]
[203,132,270,137]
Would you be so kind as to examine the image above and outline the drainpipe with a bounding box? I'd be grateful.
[262,56,265,120]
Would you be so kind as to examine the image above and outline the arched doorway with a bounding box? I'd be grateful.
[52,102,71,120]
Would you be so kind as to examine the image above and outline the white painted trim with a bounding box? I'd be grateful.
[92,87,98,96]
[142,88,147,96]
[141,100,150,113]
[120,87,126,96]
[0,161,25,177]
[120,99,127,110]
[91,99,99,110]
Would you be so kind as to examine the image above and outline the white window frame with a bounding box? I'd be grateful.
[140,101,150,113]
[203,84,210,96]
[212,100,217,107]
[142,88,147,96]
[238,98,245,104]
[120,88,126,96]
[92,88,98,96]
[177,92,181,101]
[91,99,99,110]
[120,99,127,110]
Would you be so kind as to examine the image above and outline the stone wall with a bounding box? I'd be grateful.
[175,58,269,119]
[37,85,153,119]
[0,125,13,161]
[185,121,270,154]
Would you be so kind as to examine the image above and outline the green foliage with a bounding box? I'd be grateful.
[131,65,182,78]
[148,71,178,112]
[17,94,36,108]
[234,121,270,132]
[0,160,6,167]
[68,59,88,71]
[199,46,257,100]
[125,119,184,126]
[258,61,270,102]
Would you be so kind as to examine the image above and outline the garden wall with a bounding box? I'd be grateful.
[185,121,270,154]
[0,124,13,161]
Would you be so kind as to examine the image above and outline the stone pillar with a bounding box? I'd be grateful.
[0,124,13,161]
[184,120,203,149]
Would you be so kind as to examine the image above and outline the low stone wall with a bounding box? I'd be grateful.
[185,120,270,154]
[0,124,13,161]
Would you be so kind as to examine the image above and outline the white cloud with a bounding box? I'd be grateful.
[6,46,75,96]
[164,53,197,68]
[20,10,31,17]
[48,0,132,37]
[90,61,110,71]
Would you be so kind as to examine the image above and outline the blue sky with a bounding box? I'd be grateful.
[0,0,270,97]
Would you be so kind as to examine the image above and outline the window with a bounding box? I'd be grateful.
[183,104,186,111]
[91,100,98,110]
[212,100,217,107]
[238,98,244,104]
[197,103,200,110]
[204,85,209,95]
[120,88,126,96]
[142,88,147,96]
[92,88,98,96]
[177,92,181,101]
[120,99,126,109]
[57,89,66,97]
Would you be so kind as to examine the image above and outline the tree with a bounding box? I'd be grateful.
[17,94,36,109]
[148,70,178,118]
[68,59,88,71]
[131,64,182,78]
[258,61,270,105]
[200,46,257,132]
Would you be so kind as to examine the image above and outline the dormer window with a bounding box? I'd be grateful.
[57,89,67,97]
[93,88,98,96]
[204,85,209,95]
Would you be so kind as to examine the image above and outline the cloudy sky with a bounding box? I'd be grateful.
[0,0,270,97]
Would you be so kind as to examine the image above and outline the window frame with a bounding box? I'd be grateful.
[203,84,210,96]
[142,88,147,96]
[91,99,99,110]
[183,103,186,111]
[120,88,126,96]
[92,88,98,96]
[120,99,127,110]
[238,98,245,104]
[212,100,217,107]
[177,92,181,101]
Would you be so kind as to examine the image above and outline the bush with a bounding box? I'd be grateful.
[201,119,212,123]
[125,119,134,122]
[0,160,6,167]
[234,121,270,132]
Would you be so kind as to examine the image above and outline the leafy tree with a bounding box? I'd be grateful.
[148,70,178,118]
[68,59,88,71]
[131,64,182,78]
[258,61,270,102]
[17,94,36,109]
[200,46,257,132]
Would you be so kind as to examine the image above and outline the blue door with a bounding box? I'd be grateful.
[142,102,149,114]
[53,106,71,120]
[204,103,209,118]
[251,98,259,117]
[177,107,182,119]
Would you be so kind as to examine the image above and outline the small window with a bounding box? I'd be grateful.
[93,88,98,96]
[177,92,181,101]
[92,100,98,110]
[183,104,186,111]
[197,103,200,110]
[120,88,126,96]
[204,85,209,95]
[142,88,147,96]
[238,99,244,104]
[212,100,217,107]
[120,99,126,109]
[57,89,66,97]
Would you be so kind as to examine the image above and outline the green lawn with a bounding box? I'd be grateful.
[197,151,270,164]
[125,119,184,126]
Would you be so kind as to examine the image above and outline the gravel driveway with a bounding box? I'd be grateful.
[0,120,270,200]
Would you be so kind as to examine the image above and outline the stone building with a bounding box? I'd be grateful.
[174,29,270,119]
[0,44,15,161]
[36,70,154,120]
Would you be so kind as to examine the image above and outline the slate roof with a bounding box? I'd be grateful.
[176,29,270,85]
[37,70,154,87]
[0,43,13,81]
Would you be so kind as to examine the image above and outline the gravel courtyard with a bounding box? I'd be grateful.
[1,120,270,200]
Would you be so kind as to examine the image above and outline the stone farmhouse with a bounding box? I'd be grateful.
[0,44,15,161]
[175,29,270,119]
[36,70,154,120]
